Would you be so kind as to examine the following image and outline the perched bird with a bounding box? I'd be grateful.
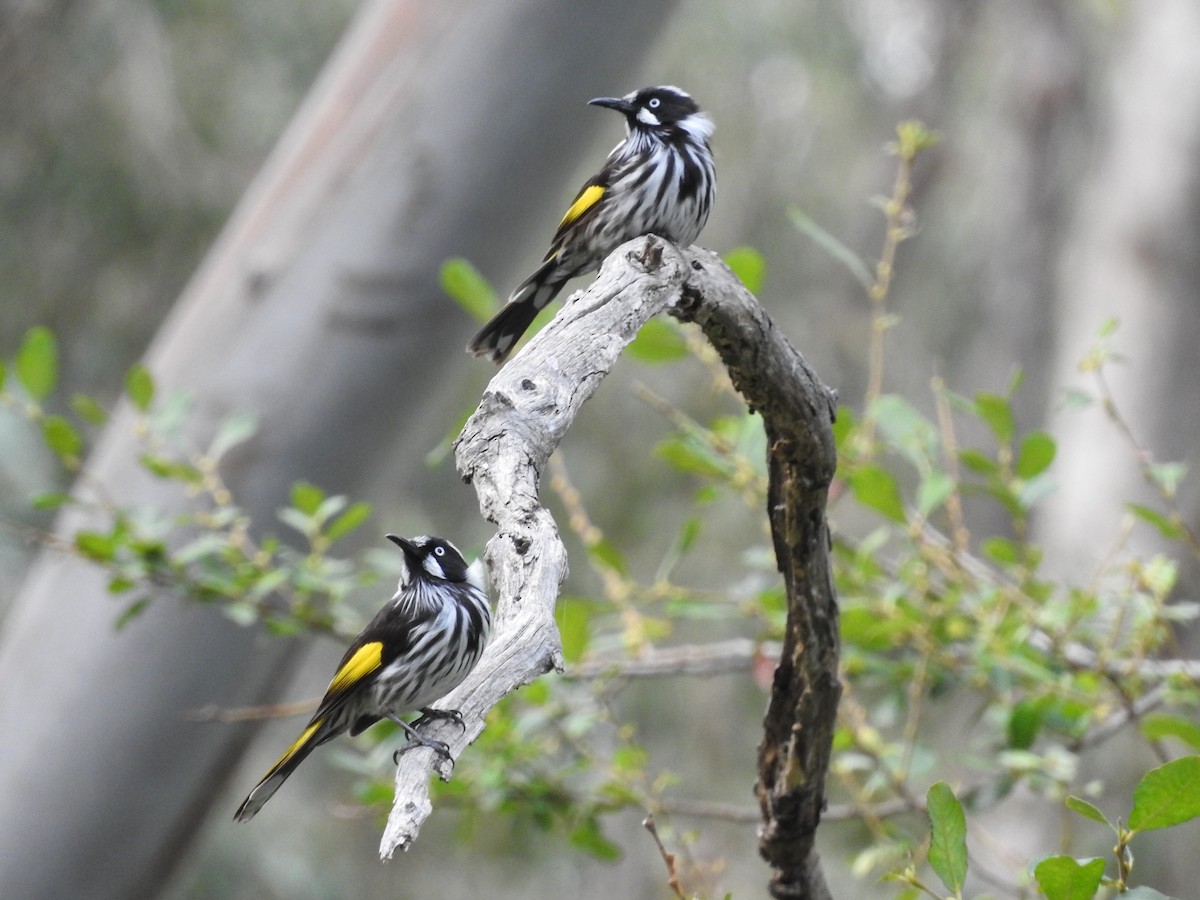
[234,534,492,823]
[468,85,716,363]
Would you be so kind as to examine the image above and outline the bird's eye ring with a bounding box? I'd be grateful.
[434,546,446,556]
[648,97,661,109]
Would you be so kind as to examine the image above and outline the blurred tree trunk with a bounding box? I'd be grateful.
[0,0,674,897]
[1006,3,1200,897]
[1042,0,1200,570]
[1037,6,1200,894]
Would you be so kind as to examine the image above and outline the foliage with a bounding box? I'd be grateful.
[1,328,382,640]
[4,119,1199,898]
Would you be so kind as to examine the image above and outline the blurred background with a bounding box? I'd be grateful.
[2,0,1198,897]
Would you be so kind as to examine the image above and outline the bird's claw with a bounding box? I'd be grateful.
[393,736,453,766]
[412,707,466,733]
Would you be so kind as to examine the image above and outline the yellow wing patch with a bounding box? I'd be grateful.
[271,719,323,771]
[558,184,605,229]
[327,641,383,695]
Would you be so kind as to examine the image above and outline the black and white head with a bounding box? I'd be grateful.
[387,533,475,586]
[589,85,714,145]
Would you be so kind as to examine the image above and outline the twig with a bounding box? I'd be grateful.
[187,699,315,723]
[643,814,689,899]
[565,638,780,680]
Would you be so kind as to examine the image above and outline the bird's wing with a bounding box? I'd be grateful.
[326,640,385,696]
[544,175,608,261]
[309,598,433,719]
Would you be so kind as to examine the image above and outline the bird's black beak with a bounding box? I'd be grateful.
[386,533,417,557]
[589,96,635,115]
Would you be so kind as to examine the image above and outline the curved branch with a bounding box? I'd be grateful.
[381,237,840,900]
[675,249,840,900]
[381,237,687,857]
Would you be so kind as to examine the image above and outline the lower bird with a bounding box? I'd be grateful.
[467,85,716,363]
[234,533,492,823]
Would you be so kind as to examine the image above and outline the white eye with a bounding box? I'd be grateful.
[648,97,661,109]
[434,546,446,557]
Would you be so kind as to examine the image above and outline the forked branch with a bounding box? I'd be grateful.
[381,237,840,900]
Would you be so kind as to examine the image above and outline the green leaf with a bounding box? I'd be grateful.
[1032,855,1106,900]
[124,364,155,411]
[846,464,906,523]
[926,782,968,894]
[841,606,903,652]
[290,481,325,516]
[1065,796,1111,827]
[75,531,116,563]
[1017,472,1058,511]
[138,454,202,484]
[71,393,109,426]
[1061,387,1093,409]
[1128,756,1200,832]
[872,395,937,466]
[441,258,497,322]
[31,492,73,510]
[1007,699,1045,750]
[1141,714,1200,751]
[627,317,689,363]
[42,415,82,461]
[1016,431,1056,478]
[723,245,765,293]
[16,326,58,401]
[677,516,702,554]
[1127,504,1185,541]
[959,448,998,475]
[917,471,955,516]
[209,412,257,460]
[788,208,873,290]
[325,501,371,542]
[655,436,729,479]
[982,536,1019,565]
[114,598,151,631]
[975,392,1014,445]
[831,404,856,450]
[1148,461,1187,496]
[313,494,349,525]
[556,597,591,664]
[612,744,649,773]
[588,538,627,576]
[568,817,622,861]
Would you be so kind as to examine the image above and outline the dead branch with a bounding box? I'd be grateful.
[381,237,841,900]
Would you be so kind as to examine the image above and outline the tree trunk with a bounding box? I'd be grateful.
[0,1,674,896]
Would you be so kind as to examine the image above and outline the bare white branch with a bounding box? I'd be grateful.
[380,237,691,857]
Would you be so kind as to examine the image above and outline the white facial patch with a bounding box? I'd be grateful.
[636,107,661,127]
[422,554,446,579]
[679,111,715,143]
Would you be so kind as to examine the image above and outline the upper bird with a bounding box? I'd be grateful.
[234,533,492,823]
[467,85,716,363]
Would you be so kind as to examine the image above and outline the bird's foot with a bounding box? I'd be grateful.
[392,735,453,766]
[411,707,466,733]
[391,715,455,766]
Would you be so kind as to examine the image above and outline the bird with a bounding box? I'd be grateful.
[467,85,716,363]
[234,533,492,823]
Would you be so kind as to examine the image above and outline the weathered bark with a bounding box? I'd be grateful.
[676,250,840,900]
[384,238,840,900]
[0,1,675,897]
